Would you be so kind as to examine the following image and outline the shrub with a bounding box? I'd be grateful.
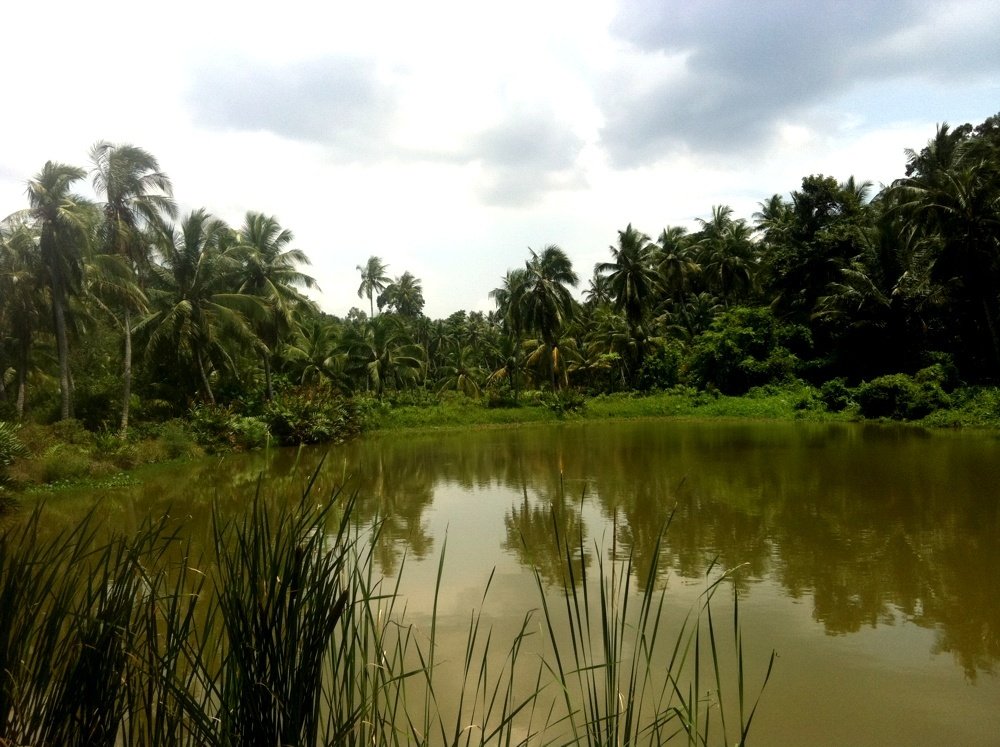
[854,373,950,420]
[0,421,28,488]
[541,389,586,417]
[189,406,270,453]
[264,387,361,446]
[687,307,802,394]
[36,444,92,483]
[820,378,853,412]
[158,420,202,460]
[484,381,519,408]
[637,342,685,391]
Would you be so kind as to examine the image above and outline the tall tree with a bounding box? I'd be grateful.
[521,245,578,390]
[356,256,390,318]
[596,224,658,330]
[377,271,424,318]
[695,205,757,306]
[23,161,93,420]
[654,225,698,302]
[0,218,46,418]
[489,268,529,399]
[89,141,176,434]
[889,125,1000,375]
[142,210,261,405]
[234,211,317,400]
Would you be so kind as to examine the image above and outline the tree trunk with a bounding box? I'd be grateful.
[15,338,29,420]
[120,308,132,437]
[197,351,216,406]
[263,353,274,401]
[52,289,72,420]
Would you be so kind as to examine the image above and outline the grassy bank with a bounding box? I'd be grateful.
[368,381,1000,433]
[369,383,850,432]
[4,380,1000,495]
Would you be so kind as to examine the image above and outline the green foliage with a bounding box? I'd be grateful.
[0,422,27,470]
[156,420,203,460]
[0,422,27,490]
[820,378,854,412]
[263,387,360,446]
[636,341,684,390]
[854,373,951,420]
[542,389,586,416]
[687,307,802,394]
[35,444,93,484]
[189,405,269,453]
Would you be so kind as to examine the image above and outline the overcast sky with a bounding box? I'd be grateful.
[2,0,998,319]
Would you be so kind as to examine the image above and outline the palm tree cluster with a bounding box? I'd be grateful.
[0,144,319,431]
[2,114,1000,429]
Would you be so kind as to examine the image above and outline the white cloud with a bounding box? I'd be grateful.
[1,0,998,319]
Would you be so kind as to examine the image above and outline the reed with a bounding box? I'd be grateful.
[0,472,772,746]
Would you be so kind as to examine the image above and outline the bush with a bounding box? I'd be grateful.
[687,307,802,394]
[264,387,361,446]
[637,342,684,391]
[190,406,270,453]
[157,420,202,460]
[541,389,586,417]
[0,421,28,488]
[854,373,950,420]
[820,378,853,412]
[35,444,92,483]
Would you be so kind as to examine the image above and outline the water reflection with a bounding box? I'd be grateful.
[27,420,1000,681]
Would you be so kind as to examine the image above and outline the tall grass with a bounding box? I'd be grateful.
[531,502,775,746]
[0,471,773,746]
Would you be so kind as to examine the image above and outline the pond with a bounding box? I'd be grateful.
[28,419,1000,745]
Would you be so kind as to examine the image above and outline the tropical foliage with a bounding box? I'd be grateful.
[2,115,1000,446]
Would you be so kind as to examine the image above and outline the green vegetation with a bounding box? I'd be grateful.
[3,115,1000,485]
[0,478,770,746]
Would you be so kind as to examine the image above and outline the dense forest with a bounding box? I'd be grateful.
[2,115,1000,453]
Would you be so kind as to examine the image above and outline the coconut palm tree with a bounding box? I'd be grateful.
[654,225,698,301]
[521,245,578,391]
[696,205,757,306]
[342,316,423,396]
[889,135,1000,371]
[141,210,262,405]
[595,224,658,330]
[0,218,47,418]
[280,316,346,388]
[89,141,176,434]
[233,211,317,400]
[356,256,390,318]
[23,161,94,419]
[377,271,424,318]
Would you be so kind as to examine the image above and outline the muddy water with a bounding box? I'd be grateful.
[30,419,1000,745]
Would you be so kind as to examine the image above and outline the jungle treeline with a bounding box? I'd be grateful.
[2,114,1000,438]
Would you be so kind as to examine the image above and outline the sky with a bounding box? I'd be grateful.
[2,0,999,319]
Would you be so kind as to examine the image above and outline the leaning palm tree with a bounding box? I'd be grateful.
[90,141,176,434]
[356,256,390,318]
[22,162,94,420]
[233,211,317,400]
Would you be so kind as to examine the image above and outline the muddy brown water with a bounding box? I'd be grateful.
[23,419,1000,745]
